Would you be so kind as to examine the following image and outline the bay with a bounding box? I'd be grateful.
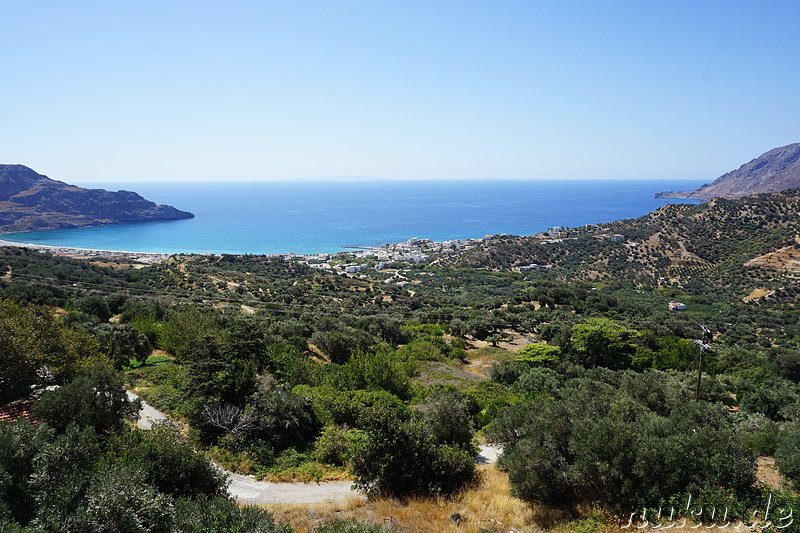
[1,179,704,255]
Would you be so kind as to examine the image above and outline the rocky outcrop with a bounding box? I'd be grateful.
[0,165,194,233]
[656,143,800,200]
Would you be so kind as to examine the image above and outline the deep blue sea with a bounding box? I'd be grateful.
[1,180,704,255]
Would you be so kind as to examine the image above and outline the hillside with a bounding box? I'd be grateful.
[446,189,800,293]
[656,143,800,199]
[0,164,193,233]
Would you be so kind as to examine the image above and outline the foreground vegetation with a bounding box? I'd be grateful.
[4,189,800,530]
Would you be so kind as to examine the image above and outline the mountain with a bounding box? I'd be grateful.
[0,165,194,233]
[656,143,800,199]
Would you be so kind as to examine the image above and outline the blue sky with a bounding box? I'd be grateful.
[1,1,799,182]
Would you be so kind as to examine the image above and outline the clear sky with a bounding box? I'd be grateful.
[2,1,799,182]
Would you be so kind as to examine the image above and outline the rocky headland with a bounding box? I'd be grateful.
[0,165,194,233]
[656,143,800,200]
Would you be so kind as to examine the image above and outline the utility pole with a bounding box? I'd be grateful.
[693,325,712,401]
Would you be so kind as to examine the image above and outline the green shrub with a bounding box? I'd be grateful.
[111,421,229,499]
[172,497,287,533]
[313,425,364,466]
[33,365,140,435]
[488,374,755,512]
[517,342,561,368]
[351,405,475,497]
[776,423,800,490]
[315,519,391,532]
[294,386,405,428]
[488,359,528,385]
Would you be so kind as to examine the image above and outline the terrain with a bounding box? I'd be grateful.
[448,188,800,295]
[0,164,193,233]
[656,143,800,199]
[4,187,800,531]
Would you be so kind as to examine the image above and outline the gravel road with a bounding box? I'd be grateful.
[127,391,167,429]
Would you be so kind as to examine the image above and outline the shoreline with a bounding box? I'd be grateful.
[0,180,705,262]
[0,224,606,268]
[0,235,477,267]
[0,239,172,263]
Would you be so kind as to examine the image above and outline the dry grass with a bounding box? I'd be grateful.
[88,260,152,270]
[744,245,800,273]
[756,456,788,492]
[265,465,546,533]
[414,361,483,388]
[742,287,774,302]
[263,465,680,532]
[462,345,515,378]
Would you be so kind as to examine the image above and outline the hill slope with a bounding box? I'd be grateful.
[0,165,194,233]
[447,189,800,291]
[656,143,800,199]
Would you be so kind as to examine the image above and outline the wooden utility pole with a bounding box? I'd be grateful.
[694,325,712,401]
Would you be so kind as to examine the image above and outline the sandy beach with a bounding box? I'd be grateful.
[0,239,172,264]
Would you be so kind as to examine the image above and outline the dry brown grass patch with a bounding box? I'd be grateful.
[462,345,515,378]
[756,456,787,492]
[264,465,539,533]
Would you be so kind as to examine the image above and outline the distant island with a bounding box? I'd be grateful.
[656,142,800,200]
[0,165,194,233]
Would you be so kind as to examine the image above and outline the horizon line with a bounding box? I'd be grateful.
[71,176,708,184]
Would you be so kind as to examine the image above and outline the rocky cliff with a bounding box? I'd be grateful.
[656,143,800,200]
[0,165,194,233]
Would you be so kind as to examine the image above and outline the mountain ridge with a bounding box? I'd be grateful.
[656,143,800,199]
[0,165,194,233]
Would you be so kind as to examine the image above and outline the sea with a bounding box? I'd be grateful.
[1,179,704,255]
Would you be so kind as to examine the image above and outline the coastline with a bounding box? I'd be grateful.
[0,180,707,261]
[0,234,473,269]
[0,239,172,264]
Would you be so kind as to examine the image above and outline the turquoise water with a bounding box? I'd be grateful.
[1,180,704,255]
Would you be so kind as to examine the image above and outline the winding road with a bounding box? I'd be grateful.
[127,392,501,504]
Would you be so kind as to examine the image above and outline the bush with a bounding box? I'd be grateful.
[28,425,101,530]
[0,420,57,524]
[33,364,140,435]
[739,378,800,421]
[776,423,800,490]
[488,374,755,512]
[172,497,287,533]
[294,386,405,428]
[331,346,413,400]
[73,462,173,533]
[488,359,527,386]
[111,421,229,498]
[517,343,561,368]
[417,387,476,448]
[249,375,319,451]
[313,425,364,466]
[735,412,779,456]
[351,405,475,497]
[512,367,562,398]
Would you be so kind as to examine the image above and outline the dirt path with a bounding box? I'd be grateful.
[127,391,167,429]
[227,472,360,504]
[128,392,501,504]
